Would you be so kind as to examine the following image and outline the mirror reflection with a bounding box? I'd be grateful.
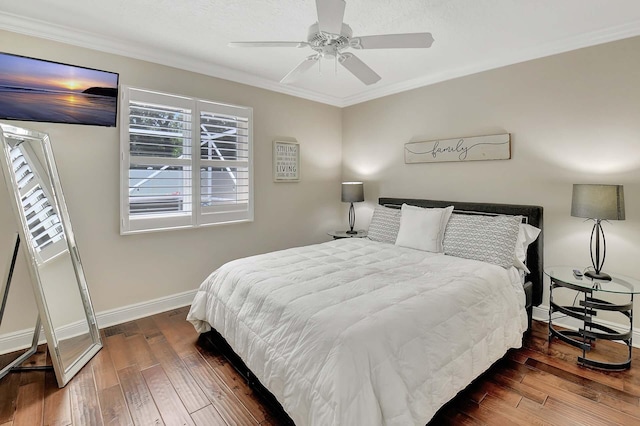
[0,123,101,387]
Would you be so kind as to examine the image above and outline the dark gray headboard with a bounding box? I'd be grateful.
[379,197,544,307]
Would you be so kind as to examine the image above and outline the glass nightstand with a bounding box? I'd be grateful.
[327,230,368,239]
[545,266,640,370]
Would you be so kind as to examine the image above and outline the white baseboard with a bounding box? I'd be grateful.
[532,305,640,348]
[5,297,635,356]
[0,289,197,355]
[95,289,196,329]
[0,326,45,356]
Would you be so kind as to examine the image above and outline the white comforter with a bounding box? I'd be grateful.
[187,238,527,425]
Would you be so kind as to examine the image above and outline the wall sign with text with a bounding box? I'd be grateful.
[273,140,300,182]
[404,133,511,164]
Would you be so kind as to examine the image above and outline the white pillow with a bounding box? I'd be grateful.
[395,204,454,253]
[513,223,541,273]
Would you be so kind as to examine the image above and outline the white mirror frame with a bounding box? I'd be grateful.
[0,123,101,387]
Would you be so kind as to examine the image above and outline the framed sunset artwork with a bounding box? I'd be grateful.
[0,52,119,127]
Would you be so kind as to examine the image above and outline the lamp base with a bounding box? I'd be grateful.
[347,202,357,235]
[585,270,612,281]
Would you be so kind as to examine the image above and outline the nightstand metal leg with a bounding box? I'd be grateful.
[629,294,634,367]
[546,267,637,371]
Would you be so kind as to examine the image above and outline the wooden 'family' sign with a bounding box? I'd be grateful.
[404,133,511,164]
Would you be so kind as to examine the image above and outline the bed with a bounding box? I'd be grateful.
[187,198,543,425]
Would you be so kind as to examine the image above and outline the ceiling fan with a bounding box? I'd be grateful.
[229,0,434,85]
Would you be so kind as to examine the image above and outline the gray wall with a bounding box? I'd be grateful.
[0,30,343,336]
[3,30,640,339]
[342,36,640,325]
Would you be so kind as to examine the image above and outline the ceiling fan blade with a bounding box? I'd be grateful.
[229,41,308,48]
[280,55,320,84]
[353,33,434,49]
[339,53,381,85]
[316,0,346,34]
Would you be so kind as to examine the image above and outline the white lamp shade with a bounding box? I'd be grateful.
[571,184,625,220]
[341,182,364,203]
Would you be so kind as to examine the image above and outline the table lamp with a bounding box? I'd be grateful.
[341,182,364,234]
[571,184,625,281]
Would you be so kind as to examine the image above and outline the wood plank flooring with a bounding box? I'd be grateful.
[1,307,640,425]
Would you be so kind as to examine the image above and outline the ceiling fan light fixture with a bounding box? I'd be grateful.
[229,0,434,85]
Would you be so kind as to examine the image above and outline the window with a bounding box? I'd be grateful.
[120,87,253,234]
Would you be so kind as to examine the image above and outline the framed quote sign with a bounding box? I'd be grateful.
[273,140,300,182]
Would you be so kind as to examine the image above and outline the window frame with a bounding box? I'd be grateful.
[120,86,254,235]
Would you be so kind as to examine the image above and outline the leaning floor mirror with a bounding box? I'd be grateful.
[0,123,101,387]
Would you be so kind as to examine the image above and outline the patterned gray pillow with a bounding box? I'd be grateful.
[367,205,401,244]
[443,213,522,268]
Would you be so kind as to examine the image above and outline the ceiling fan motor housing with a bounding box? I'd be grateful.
[307,22,353,57]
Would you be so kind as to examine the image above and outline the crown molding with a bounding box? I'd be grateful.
[1,11,640,109]
[0,11,344,107]
[341,19,640,107]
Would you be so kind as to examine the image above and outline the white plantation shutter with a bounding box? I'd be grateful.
[10,145,66,263]
[198,101,252,225]
[121,87,253,234]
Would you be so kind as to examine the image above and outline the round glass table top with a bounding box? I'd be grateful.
[545,266,640,294]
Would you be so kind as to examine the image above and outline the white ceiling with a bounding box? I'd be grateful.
[2,0,640,107]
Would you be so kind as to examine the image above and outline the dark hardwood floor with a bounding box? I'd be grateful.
[1,307,640,425]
